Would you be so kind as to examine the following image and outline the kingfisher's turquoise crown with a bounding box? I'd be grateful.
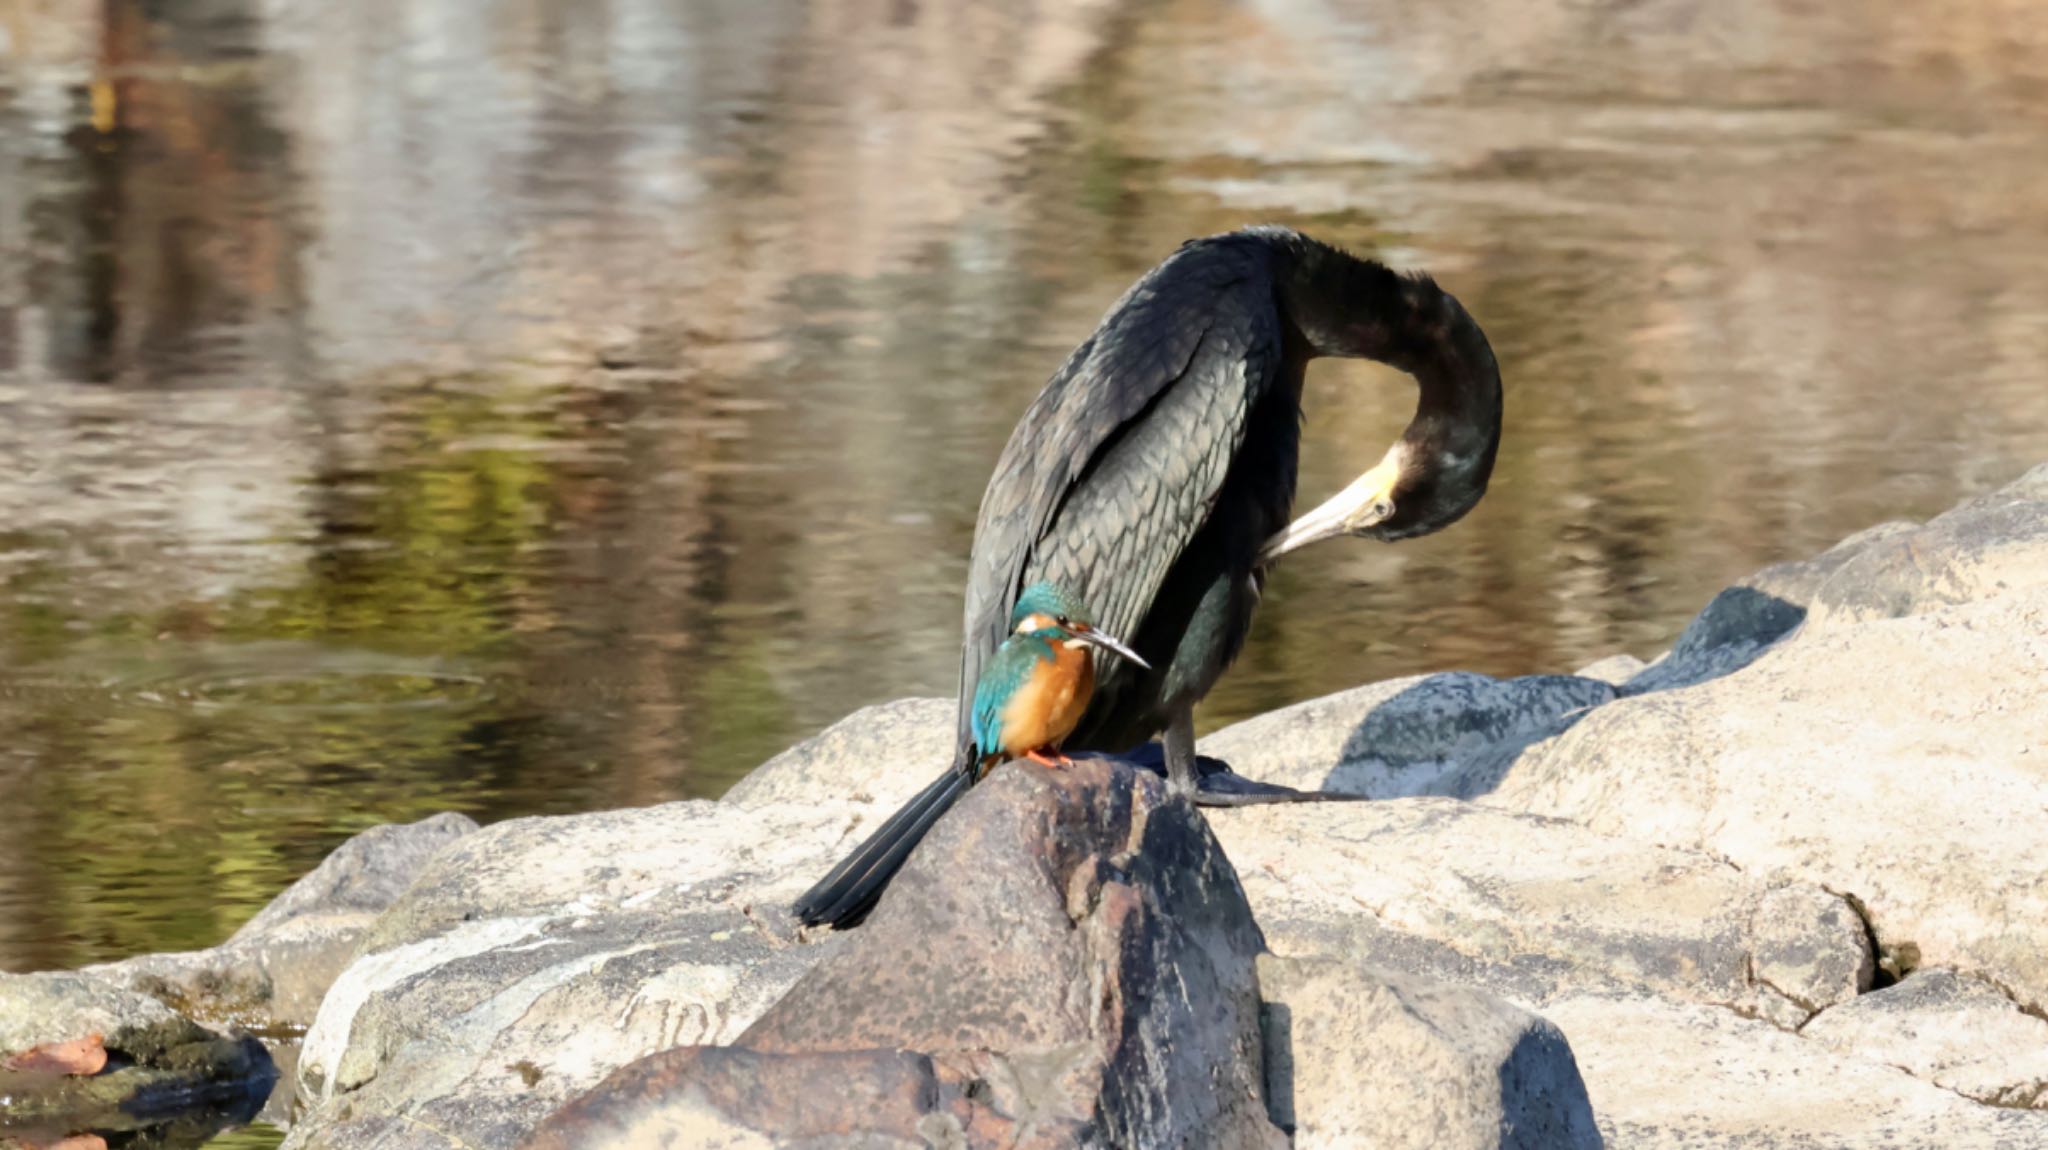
[1011,582,1090,627]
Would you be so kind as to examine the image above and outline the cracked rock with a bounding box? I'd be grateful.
[1210,798,1866,1022]
[1485,466,2048,1016]
[1804,968,2048,1108]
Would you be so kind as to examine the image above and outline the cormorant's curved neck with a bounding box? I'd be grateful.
[1272,234,1502,456]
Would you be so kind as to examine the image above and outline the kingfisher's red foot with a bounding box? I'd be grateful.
[1025,749,1068,769]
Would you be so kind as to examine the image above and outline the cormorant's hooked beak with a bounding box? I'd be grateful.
[1070,622,1152,670]
[1259,444,1404,564]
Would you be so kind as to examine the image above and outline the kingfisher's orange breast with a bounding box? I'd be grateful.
[996,640,1096,755]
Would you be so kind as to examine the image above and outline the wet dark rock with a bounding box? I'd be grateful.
[87,813,477,1030]
[531,757,1285,1150]
[1202,671,1613,798]
[0,971,273,1134]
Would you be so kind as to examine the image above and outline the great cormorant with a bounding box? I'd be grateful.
[796,226,1503,929]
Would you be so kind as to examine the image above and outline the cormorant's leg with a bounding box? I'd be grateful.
[1163,703,1199,798]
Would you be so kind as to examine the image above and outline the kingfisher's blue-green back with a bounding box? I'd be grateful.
[970,628,1061,755]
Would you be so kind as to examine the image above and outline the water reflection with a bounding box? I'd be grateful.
[3,0,2047,979]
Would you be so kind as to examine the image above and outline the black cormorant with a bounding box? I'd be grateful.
[796,226,1503,928]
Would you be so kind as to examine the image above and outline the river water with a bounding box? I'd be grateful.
[4,0,2047,999]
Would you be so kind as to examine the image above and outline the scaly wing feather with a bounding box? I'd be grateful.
[954,236,1285,752]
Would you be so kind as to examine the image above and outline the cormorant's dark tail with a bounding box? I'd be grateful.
[792,765,973,929]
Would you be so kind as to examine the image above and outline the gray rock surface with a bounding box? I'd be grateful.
[0,970,273,1128]
[283,805,848,1150]
[1201,671,1613,797]
[1804,968,2048,1109]
[1486,470,2048,1017]
[1547,993,2048,1148]
[1211,798,1870,1023]
[87,813,476,1029]
[1619,519,1917,695]
[1258,955,1600,1150]
[530,758,1285,1150]
[281,700,973,1150]
[522,1046,1032,1150]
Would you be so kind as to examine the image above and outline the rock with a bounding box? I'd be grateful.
[719,696,953,811]
[1804,968,2048,1109]
[283,800,850,1150]
[1211,798,1870,1024]
[1748,883,1877,1029]
[281,700,993,1150]
[1620,519,1917,695]
[1485,498,2048,1013]
[1808,464,2048,626]
[87,812,477,1029]
[747,757,1281,1148]
[1201,671,1613,797]
[523,1046,1030,1150]
[0,970,273,1130]
[530,757,1283,1150]
[1571,654,1644,686]
[1258,955,1600,1150]
[1546,993,2048,1148]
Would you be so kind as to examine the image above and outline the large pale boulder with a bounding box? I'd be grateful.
[1211,798,1871,1026]
[87,812,477,1029]
[1484,469,2048,1014]
[277,700,978,1150]
[1258,955,1599,1150]
[282,802,847,1150]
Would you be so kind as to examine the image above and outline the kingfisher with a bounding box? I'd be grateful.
[971,582,1151,776]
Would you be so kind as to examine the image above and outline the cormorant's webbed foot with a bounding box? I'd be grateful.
[1117,741,1371,806]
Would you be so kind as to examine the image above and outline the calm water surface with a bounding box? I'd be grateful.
[5,0,2048,994]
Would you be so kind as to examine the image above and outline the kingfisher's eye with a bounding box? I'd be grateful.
[1056,615,1070,626]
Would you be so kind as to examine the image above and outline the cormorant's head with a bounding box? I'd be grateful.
[1260,233,1504,562]
[1260,413,1499,559]
[1008,582,1150,669]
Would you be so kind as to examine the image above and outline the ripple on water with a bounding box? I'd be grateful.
[2,641,492,715]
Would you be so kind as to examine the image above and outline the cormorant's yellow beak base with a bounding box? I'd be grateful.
[1260,442,1406,563]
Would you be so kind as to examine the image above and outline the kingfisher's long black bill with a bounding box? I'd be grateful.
[1075,625,1151,670]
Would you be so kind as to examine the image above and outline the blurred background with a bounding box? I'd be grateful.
[4,0,2048,994]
